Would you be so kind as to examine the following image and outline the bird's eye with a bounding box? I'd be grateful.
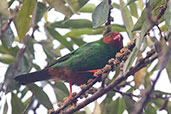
[109,34,113,38]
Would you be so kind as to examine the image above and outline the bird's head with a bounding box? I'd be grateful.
[103,32,123,49]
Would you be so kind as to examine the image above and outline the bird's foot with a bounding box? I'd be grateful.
[93,69,103,77]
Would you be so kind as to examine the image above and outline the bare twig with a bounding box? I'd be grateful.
[0,1,23,38]
[132,34,171,114]
[22,95,34,114]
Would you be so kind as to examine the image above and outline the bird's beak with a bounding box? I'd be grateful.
[113,34,123,42]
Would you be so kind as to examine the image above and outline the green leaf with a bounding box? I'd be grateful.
[0,0,10,17]
[123,96,135,113]
[0,54,15,64]
[45,25,74,51]
[92,0,110,28]
[28,84,53,109]
[166,58,171,83]
[80,3,96,13]
[129,2,139,18]
[164,1,171,31]
[120,0,134,39]
[46,0,73,18]
[127,0,137,6]
[15,0,36,42]
[112,2,120,9]
[49,19,92,29]
[138,0,144,11]
[145,104,157,114]
[50,82,69,102]
[0,17,14,47]
[132,0,164,31]
[32,2,48,26]
[123,47,138,75]
[40,39,60,63]
[65,0,89,13]
[11,93,25,114]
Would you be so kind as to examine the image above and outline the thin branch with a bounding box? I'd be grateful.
[22,95,34,114]
[0,1,23,39]
[51,47,158,114]
[131,34,171,114]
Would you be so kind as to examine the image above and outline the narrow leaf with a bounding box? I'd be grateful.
[120,0,134,39]
[80,3,96,13]
[15,0,36,42]
[50,82,69,102]
[0,17,14,47]
[92,0,110,28]
[123,47,138,75]
[129,2,139,18]
[45,24,73,51]
[28,84,53,109]
[11,93,25,114]
[49,19,92,29]
[0,54,15,64]
[32,2,48,27]
[164,1,171,31]
[46,0,73,18]
[65,0,89,13]
[0,0,10,17]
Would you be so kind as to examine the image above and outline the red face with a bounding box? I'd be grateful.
[103,32,123,49]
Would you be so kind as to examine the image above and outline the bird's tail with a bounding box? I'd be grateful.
[14,69,51,85]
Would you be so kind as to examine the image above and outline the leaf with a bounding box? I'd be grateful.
[112,98,126,114]
[28,84,53,109]
[80,3,96,13]
[32,2,48,27]
[49,19,92,29]
[132,0,164,31]
[137,0,144,11]
[127,0,137,5]
[0,0,10,17]
[120,0,134,39]
[46,0,73,18]
[93,101,101,114]
[15,0,36,42]
[123,47,138,75]
[164,1,171,31]
[65,0,89,13]
[0,17,14,47]
[50,82,69,102]
[40,39,60,63]
[123,96,135,113]
[0,54,15,64]
[166,58,171,83]
[129,2,139,18]
[134,53,147,89]
[45,24,74,51]
[145,104,157,114]
[11,93,25,114]
[92,0,110,28]
[134,67,147,89]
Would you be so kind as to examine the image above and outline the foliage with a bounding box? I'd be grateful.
[0,0,170,114]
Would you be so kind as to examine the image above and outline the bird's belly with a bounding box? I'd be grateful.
[48,68,94,85]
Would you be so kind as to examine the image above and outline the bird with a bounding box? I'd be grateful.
[14,32,123,99]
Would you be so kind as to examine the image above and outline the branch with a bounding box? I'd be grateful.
[132,34,171,114]
[63,53,158,114]
[0,1,23,39]
[51,45,157,114]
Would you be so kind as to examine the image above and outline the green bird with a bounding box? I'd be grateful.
[15,32,123,99]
